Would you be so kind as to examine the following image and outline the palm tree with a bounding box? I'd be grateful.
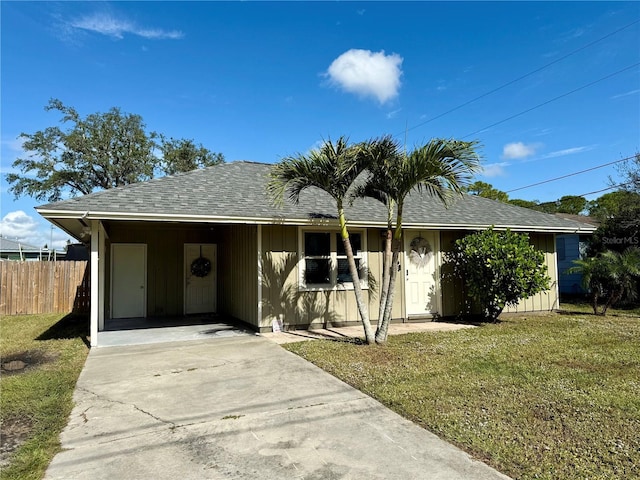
[267,137,376,344]
[358,137,481,343]
[569,247,640,315]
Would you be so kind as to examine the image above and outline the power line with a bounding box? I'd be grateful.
[462,62,640,139]
[578,182,635,198]
[534,182,634,204]
[396,19,640,138]
[505,154,636,193]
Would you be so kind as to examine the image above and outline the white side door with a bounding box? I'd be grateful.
[184,244,217,315]
[404,231,440,317]
[111,244,146,319]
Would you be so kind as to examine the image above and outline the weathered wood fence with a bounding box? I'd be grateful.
[0,261,89,316]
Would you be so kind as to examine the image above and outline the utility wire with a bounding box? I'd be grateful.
[397,19,640,137]
[534,182,634,205]
[462,62,640,139]
[578,182,635,197]
[505,154,636,193]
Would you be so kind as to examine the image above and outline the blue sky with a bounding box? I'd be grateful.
[1,1,639,249]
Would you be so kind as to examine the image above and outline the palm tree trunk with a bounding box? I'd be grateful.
[377,245,400,343]
[338,205,375,344]
[377,227,393,331]
[376,205,404,344]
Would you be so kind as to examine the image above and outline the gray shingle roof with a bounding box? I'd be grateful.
[37,161,596,233]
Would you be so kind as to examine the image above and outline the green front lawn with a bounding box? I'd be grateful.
[285,310,640,480]
[0,313,89,480]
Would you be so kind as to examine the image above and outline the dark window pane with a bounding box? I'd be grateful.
[305,232,330,256]
[336,233,361,256]
[337,258,361,283]
[305,259,331,284]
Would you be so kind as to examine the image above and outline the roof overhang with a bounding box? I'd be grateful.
[37,207,599,238]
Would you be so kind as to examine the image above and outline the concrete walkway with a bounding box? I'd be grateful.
[45,333,510,480]
[262,321,476,344]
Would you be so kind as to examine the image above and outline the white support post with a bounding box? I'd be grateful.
[98,221,106,331]
[257,224,263,329]
[553,233,560,310]
[90,220,99,346]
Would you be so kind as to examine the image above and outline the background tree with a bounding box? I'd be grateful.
[587,190,640,220]
[160,137,224,175]
[267,137,375,344]
[463,181,509,202]
[7,99,158,202]
[588,190,640,256]
[555,195,587,215]
[6,99,224,202]
[357,137,481,343]
[568,247,640,315]
[446,227,550,322]
[614,152,640,192]
[508,198,544,211]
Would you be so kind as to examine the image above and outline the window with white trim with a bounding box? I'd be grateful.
[300,229,368,290]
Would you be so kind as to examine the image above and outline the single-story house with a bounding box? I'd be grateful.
[36,161,597,346]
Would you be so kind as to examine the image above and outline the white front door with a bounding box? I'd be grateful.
[111,244,147,319]
[184,244,217,315]
[404,231,439,317]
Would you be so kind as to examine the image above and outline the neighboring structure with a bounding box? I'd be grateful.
[0,236,51,261]
[64,243,90,261]
[554,214,600,295]
[36,161,597,346]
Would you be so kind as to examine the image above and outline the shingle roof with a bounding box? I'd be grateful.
[37,161,596,233]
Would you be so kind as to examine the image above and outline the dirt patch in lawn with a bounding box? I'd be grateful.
[1,350,58,376]
[0,415,33,469]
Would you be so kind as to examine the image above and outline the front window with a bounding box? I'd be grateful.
[304,232,331,285]
[301,229,367,289]
[336,233,362,283]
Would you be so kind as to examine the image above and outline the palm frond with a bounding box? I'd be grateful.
[266,136,368,207]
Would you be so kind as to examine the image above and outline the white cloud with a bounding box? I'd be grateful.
[1,136,25,153]
[541,146,594,159]
[0,211,70,250]
[480,162,510,177]
[611,89,640,100]
[502,142,537,160]
[1,211,40,245]
[325,49,403,104]
[386,108,401,119]
[69,13,183,40]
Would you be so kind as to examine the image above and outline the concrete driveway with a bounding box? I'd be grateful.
[46,335,510,480]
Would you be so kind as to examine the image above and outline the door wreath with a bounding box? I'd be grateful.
[409,236,432,268]
[190,246,212,277]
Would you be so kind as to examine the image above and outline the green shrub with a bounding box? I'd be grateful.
[446,227,550,321]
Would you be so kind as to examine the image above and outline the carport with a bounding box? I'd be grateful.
[97,315,254,347]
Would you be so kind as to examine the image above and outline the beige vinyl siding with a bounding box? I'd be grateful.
[439,230,466,317]
[260,225,298,330]
[439,230,559,316]
[503,233,559,313]
[219,224,258,327]
[260,226,400,331]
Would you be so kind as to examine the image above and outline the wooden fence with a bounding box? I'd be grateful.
[0,261,90,316]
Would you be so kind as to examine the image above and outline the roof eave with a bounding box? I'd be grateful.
[36,208,597,234]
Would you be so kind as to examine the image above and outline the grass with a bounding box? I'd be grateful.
[284,308,640,480]
[0,313,90,480]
